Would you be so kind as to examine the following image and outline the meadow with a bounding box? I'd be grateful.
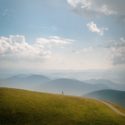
[0,87,125,125]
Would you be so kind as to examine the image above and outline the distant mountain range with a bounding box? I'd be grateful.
[0,74,125,96]
[0,74,50,90]
[85,79,125,91]
[38,78,112,95]
[1,74,50,83]
[85,89,125,108]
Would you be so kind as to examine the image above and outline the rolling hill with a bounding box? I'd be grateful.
[0,74,50,89]
[85,79,125,91]
[0,75,124,96]
[0,87,125,125]
[5,74,50,84]
[0,76,112,95]
[85,89,125,108]
[39,78,110,95]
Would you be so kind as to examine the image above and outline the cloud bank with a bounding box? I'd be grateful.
[67,0,125,18]
[109,38,125,65]
[0,35,72,62]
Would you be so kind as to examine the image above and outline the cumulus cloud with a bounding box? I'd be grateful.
[87,21,108,36]
[108,38,125,65]
[0,35,72,62]
[67,0,125,18]
[36,36,72,47]
[0,35,50,60]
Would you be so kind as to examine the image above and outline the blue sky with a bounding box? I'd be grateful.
[0,0,83,40]
[1,0,124,42]
[0,0,125,74]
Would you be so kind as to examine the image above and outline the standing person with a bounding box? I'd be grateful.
[62,90,64,95]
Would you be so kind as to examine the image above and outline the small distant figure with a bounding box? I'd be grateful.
[62,90,64,95]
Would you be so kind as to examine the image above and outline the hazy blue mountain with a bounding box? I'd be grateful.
[85,79,125,91]
[1,74,123,96]
[85,79,117,88]
[37,78,111,96]
[85,89,125,108]
[85,79,114,84]
[0,74,50,89]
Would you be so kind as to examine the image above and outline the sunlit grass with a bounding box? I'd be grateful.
[0,87,125,125]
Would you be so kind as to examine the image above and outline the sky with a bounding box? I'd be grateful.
[0,0,125,79]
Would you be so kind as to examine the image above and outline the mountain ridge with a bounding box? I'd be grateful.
[85,89,125,108]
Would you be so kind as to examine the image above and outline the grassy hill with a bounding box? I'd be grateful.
[0,88,125,125]
[85,89,125,108]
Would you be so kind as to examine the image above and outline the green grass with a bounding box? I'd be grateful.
[0,87,125,125]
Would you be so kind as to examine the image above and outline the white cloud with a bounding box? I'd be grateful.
[0,35,72,61]
[67,0,125,18]
[0,35,112,71]
[36,36,72,47]
[87,21,108,36]
[109,37,125,65]
[0,35,49,60]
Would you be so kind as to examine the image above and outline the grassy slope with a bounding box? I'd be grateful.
[0,88,125,125]
[85,89,125,108]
